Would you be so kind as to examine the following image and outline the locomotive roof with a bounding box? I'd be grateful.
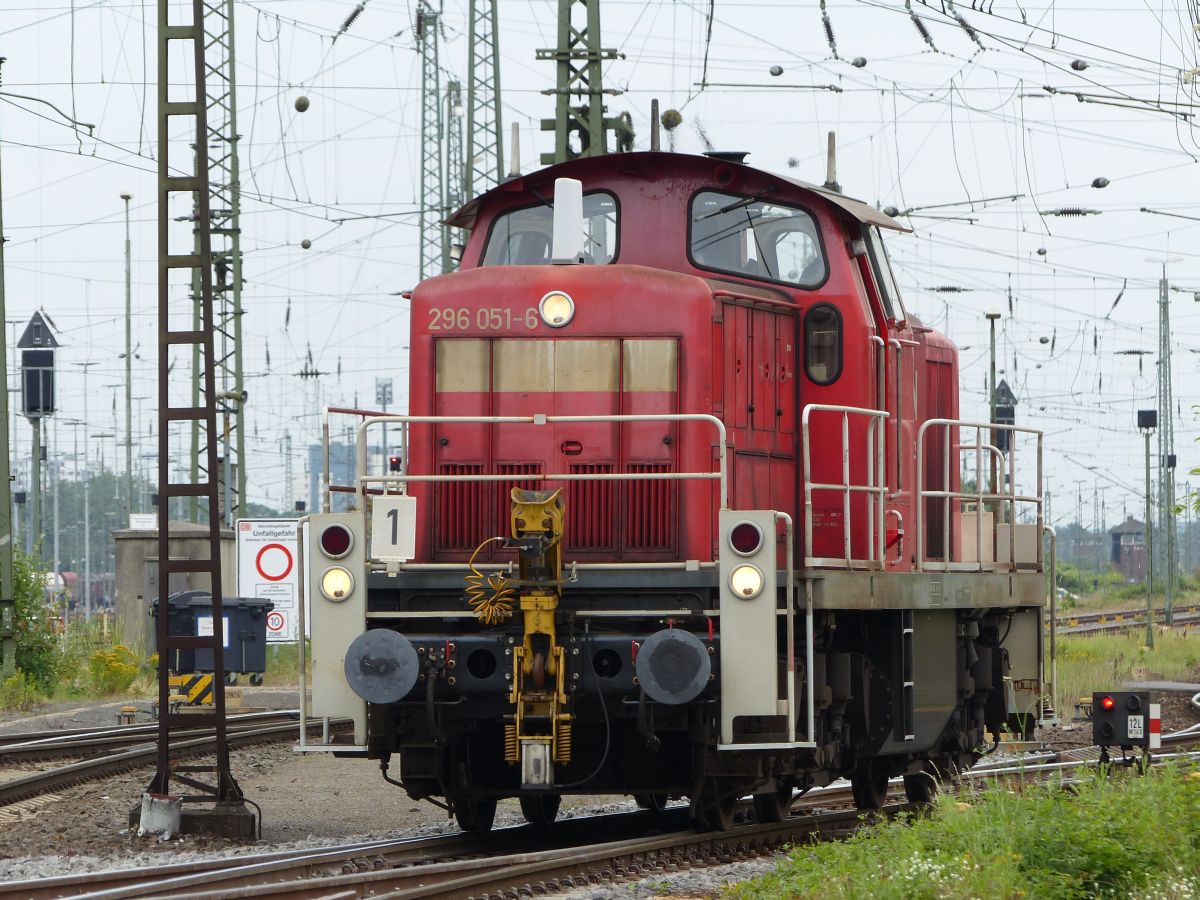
[445,151,910,234]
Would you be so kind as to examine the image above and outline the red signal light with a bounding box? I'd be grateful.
[729,521,764,556]
[1100,695,1115,711]
[320,523,353,559]
[388,455,402,473]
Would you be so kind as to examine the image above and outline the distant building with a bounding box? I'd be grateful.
[308,442,356,513]
[1110,516,1146,582]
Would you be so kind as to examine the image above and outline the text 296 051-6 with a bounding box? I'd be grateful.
[427,307,540,331]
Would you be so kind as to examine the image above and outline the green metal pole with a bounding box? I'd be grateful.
[0,62,16,674]
[1144,429,1154,649]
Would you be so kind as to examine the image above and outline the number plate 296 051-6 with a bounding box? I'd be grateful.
[370,495,417,562]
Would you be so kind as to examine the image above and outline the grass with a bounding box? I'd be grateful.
[1054,630,1200,710]
[262,641,309,687]
[0,618,309,712]
[728,765,1200,900]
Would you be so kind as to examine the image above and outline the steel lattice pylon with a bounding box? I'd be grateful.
[537,0,621,165]
[417,3,442,282]
[465,0,503,196]
[186,0,247,528]
[152,0,241,804]
[443,80,464,273]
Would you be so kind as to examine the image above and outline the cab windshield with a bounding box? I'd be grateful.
[482,192,619,265]
[689,190,826,288]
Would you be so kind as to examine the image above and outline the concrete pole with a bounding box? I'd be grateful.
[1144,428,1154,649]
[122,193,133,522]
[74,361,96,619]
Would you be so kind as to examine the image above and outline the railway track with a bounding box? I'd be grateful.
[0,803,868,900]
[1057,604,1200,635]
[0,715,344,808]
[9,730,1199,900]
[0,710,303,761]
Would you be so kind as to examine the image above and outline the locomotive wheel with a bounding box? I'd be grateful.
[453,796,497,832]
[850,761,889,810]
[249,673,264,686]
[519,793,561,827]
[634,792,669,814]
[903,765,939,804]
[698,783,737,832]
[753,785,794,823]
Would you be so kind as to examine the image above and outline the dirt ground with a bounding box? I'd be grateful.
[0,691,635,878]
[1,685,1197,879]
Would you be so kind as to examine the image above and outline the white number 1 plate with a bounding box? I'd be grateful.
[1127,715,1144,739]
[370,495,417,562]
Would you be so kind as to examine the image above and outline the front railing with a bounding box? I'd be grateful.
[915,419,1044,572]
[800,404,890,569]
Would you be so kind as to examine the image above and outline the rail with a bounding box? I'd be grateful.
[800,404,889,569]
[915,418,1044,573]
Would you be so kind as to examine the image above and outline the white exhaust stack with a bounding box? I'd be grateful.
[507,122,521,179]
[551,177,585,263]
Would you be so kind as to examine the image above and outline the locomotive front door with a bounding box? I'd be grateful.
[723,303,797,513]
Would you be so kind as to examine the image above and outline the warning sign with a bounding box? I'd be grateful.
[237,519,302,642]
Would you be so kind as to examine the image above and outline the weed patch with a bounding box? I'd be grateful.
[728,766,1200,900]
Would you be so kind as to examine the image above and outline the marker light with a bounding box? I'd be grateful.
[320,566,354,602]
[320,523,354,559]
[729,564,765,599]
[1100,695,1115,710]
[728,521,764,556]
[538,291,575,328]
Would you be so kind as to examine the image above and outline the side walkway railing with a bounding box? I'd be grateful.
[915,419,1044,572]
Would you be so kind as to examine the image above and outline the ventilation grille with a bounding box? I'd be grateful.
[566,463,615,552]
[495,464,543,542]
[435,464,485,552]
[624,463,676,552]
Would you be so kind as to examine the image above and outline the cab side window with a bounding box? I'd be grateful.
[863,225,906,322]
[804,304,842,384]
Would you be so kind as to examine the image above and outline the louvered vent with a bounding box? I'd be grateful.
[435,463,485,552]
[566,463,615,552]
[624,463,676,552]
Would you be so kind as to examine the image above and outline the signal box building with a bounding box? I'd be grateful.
[1110,516,1146,582]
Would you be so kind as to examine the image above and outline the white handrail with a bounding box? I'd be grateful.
[348,413,729,510]
[800,404,889,569]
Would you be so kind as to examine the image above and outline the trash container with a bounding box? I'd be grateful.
[188,594,275,675]
[150,590,212,673]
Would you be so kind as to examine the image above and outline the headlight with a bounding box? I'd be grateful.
[320,566,354,602]
[729,564,765,599]
[538,291,575,328]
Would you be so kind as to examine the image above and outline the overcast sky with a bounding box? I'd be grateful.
[1,0,1198,529]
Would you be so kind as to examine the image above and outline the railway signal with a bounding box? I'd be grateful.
[1092,691,1160,753]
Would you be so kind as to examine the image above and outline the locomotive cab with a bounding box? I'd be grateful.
[298,151,1053,832]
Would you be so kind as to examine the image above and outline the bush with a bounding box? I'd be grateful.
[0,671,45,711]
[12,550,60,691]
[87,645,138,695]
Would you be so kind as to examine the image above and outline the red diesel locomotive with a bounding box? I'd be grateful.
[300,150,1052,831]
